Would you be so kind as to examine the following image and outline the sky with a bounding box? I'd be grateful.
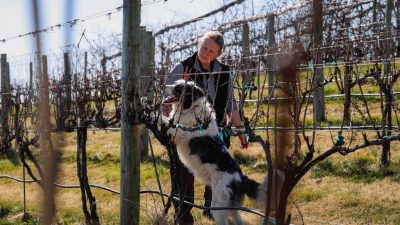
[0,0,234,58]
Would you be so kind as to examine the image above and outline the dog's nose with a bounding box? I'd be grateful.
[162,95,178,104]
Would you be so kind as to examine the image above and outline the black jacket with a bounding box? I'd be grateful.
[181,52,231,126]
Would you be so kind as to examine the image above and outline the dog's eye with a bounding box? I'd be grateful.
[174,86,183,94]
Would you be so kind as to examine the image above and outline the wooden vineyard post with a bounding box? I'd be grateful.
[120,0,142,224]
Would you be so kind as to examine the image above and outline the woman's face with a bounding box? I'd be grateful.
[198,37,221,69]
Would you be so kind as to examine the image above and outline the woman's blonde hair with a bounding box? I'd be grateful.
[199,31,224,53]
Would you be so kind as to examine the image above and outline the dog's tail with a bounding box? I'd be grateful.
[241,175,270,210]
[241,170,284,212]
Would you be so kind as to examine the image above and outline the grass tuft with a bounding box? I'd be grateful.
[294,189,323,203]
[0,203,14,218]
[233,151,258,166]
[0,160,19,173]
[312,156,400,183]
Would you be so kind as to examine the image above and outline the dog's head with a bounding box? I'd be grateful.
[164,79,205,111]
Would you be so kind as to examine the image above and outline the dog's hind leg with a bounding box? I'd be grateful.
[213,210,243,225]
[210,193,231,225]
[211,209,230,225]
[230,210,244,225]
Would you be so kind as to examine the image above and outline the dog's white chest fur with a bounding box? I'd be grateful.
[166,99,221,184]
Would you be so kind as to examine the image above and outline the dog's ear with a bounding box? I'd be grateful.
[182,84,194,110]
[181,82,205,110]
[192,84,205,100]
[172,80,187,96]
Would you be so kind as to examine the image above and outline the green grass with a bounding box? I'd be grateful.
[0,160,19,173]
[0,220,20,225]
[0,202,40,225]
[104,164,120,184]
[0,202,17,218]
[342,199,399,223]
[294,188,324,203]
[61,151,120,165]
[0,151,20,171]
[312,156,400,183]
[233,150,259,166]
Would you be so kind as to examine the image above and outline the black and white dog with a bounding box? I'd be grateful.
[163,80,277,225]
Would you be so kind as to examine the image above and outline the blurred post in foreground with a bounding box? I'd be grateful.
[120,0,142,224]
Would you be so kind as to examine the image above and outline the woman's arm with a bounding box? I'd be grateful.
[228,110,249,149]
